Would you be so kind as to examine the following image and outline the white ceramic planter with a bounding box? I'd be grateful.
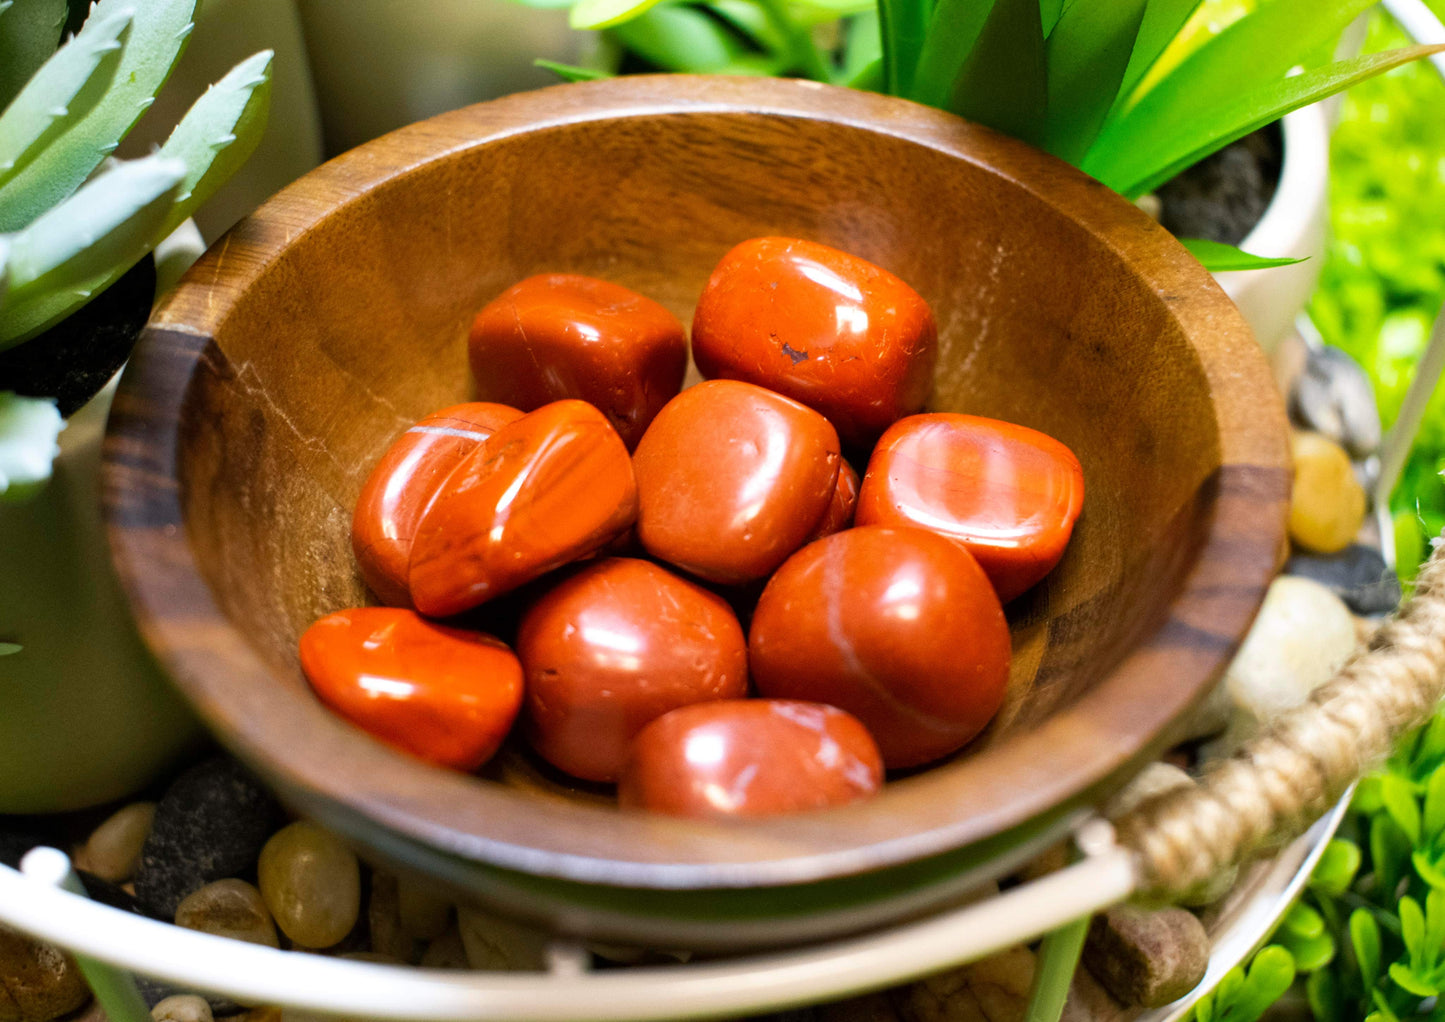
[0,381,201,814]
[1213,104,1331,355]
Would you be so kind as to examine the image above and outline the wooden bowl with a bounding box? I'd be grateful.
[104,77,1289,948]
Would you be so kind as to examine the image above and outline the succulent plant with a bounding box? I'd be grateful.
[0,0,272,501]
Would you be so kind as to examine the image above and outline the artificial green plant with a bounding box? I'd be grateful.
[0,0,272,501]
[528,0,1443,272]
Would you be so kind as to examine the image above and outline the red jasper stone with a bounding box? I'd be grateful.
[808,460,860,542]
[351,403,523,606]
[856,414,1084,603]
[632,379,841,584]
[299,607,523,771]
[468,274,687,450]
[749,526,1010,769]
[408,400,637,617]
[517,558,749,782]
[691,237,937,448]
[618,700,883,818]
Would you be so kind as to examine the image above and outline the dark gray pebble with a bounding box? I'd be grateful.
[1285,544,1402,616]
[77,869,156,917]
[0,825,54,869]
[134,757,283,919]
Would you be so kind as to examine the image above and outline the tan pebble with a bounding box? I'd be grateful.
[0,924,91,1022]
[151,994,213,1022]
[892,945,1035,1022]
[175,879,279,948]
[1082,905,1208,1008]
[1289,431,1366,554]
[79,802,156,883]
[397,872,453,942]
[367,872,412,962]
[419,924,469,970]
[257,822,360,949]
[457,906,550,971]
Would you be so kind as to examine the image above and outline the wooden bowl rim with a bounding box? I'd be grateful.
[104,75,1290,890]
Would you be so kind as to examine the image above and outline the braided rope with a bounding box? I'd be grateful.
[1115,537,1445,898]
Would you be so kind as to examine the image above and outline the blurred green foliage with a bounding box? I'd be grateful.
[1309,7,1445,578]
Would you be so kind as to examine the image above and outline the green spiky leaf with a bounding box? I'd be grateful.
[570,0,667,31]
[1039,0,1063,36]
[1182,238,1307,272]
[908,0,995,107]
[0,0,198,232]
[152,49,271,238]
[943,0,1047,148]
[0,8,130,190]
[1309,839,1361,898]
[878,0,928,94]
[1115,0,1204,107]
[0,643,20,656]
[607,5,777,73]
[534,58,612,82]
[1042,0,1148,163]
[1350,908,1382,987]
[0,0,67,110]
[0,390,63,502]
[1090,43,1445,198]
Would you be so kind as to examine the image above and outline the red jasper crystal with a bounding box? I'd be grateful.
[517,558,749,783]
[749,526,1010,769]
[856,414,1084,602]
[299,607,523,771]
[632,379,841,584]
[351,403,523,606]
[408,400,637,617]
[619,700,883,818]
[691,237,937,448]
[808,460,860,542]
[468,274,687,450]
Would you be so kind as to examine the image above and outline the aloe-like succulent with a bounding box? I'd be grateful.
[533,0,1444,270]
[0,0,272,501]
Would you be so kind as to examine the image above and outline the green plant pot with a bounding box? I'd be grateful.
[0,378,201,814]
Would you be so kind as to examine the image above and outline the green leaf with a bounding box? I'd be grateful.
[0,390,62,502]
[1282,902,1325,939]
[909,0,995,107]
[1182,237,1307,272]
[1414,849,1445,891]
[1219,946,1297,1021]
[1041,0,1148,164]
[1423,760,1445,844]
[1400,895,1425,957]
[0,8,130,190]
[1371,988,1403,1022]
[1425,889,1445,964]
[608,5,771,72]
[0,0,198,232]
[1351,907,1382,987]
[1279,929,1334,973]
[1090,39,1445,198]
[1115,0,1203,107]
[789,0,874,13]
[0,0,67,110]
[1383,773,1423,846]
[1039,0,1062,36]
[846,56,883,90]
[0,643,20,656]
[1311,839,1362,898]
[570,0,667,31]
[1388,961,1440,998]
[1373,814,1413,902]
[709,0,786,53]
[152,49,272,239]
[841,10,881,83]
[943,0,1048,149]
[533,58,613,82]
[878,0,928,95]
[1306,968,1343,1022]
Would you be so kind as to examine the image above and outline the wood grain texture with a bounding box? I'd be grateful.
[103,77,1290,896]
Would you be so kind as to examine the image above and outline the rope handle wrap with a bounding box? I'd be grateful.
[1115,536,1445,899]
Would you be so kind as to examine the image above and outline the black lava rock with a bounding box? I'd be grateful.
[0,823,53,869]
[1285,544,1402,616]
[0,255,156,415]
[1158,125,1282,246]
[76,869,154,917]
[134,757,284,920]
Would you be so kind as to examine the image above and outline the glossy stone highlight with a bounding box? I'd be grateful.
[409,400,638,617]
[632,379,841,584]
[518,558,749,782]
[809,460,860,541]
[468,274,687,450]
[299,607,523,771]
[257,821,361,950]
[857,414,1084,602]
[352,403,523,606]
[749,526,1010,769]
[691,237,936,447]
[619,700,883,818]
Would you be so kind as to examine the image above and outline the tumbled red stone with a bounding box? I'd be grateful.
[299,607,523,771]
[691,237,936,448]
[856,413,1084,602]
[468,274,687,450]
[351,403,523,606]
[632,379,841,584]
[749,526,1010,769]
[408,400,637,617]
[619,700,883,818]
[518,558,748,782]
[808,460,860,542]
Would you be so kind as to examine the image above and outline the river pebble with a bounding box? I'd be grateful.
[174,879,279,948]
[257,822,360,950]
